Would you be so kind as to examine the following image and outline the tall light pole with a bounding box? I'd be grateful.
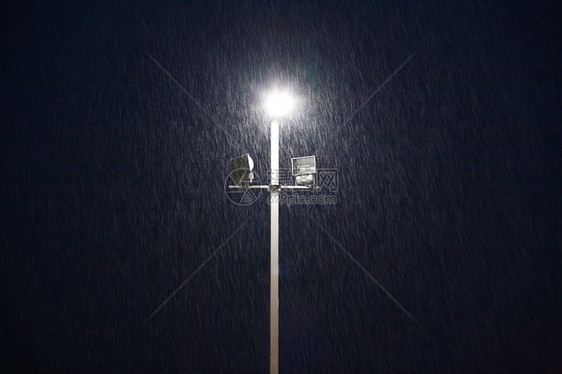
[264,90,294,374]
[270,119,280,374]
[228,90,316,373]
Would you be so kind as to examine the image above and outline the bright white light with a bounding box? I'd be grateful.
[265,90,295,117]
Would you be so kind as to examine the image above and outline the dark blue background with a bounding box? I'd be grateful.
[2,0,560,372]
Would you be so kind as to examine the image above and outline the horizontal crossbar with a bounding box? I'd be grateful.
[228,185,319,190]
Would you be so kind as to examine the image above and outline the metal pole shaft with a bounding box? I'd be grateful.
[270,121,279,374]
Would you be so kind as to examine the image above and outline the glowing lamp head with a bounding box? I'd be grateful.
[265,90,295,118]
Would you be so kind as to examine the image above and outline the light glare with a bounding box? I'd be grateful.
[265,91,295,117]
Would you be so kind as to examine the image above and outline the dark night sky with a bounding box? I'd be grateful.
[1,0,561,372]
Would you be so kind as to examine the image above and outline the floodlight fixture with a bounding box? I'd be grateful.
[292,155,316,176]
[265,90,295,118]
[228,154,254,185]
[295,174,314,185]
[291,155,316,186]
